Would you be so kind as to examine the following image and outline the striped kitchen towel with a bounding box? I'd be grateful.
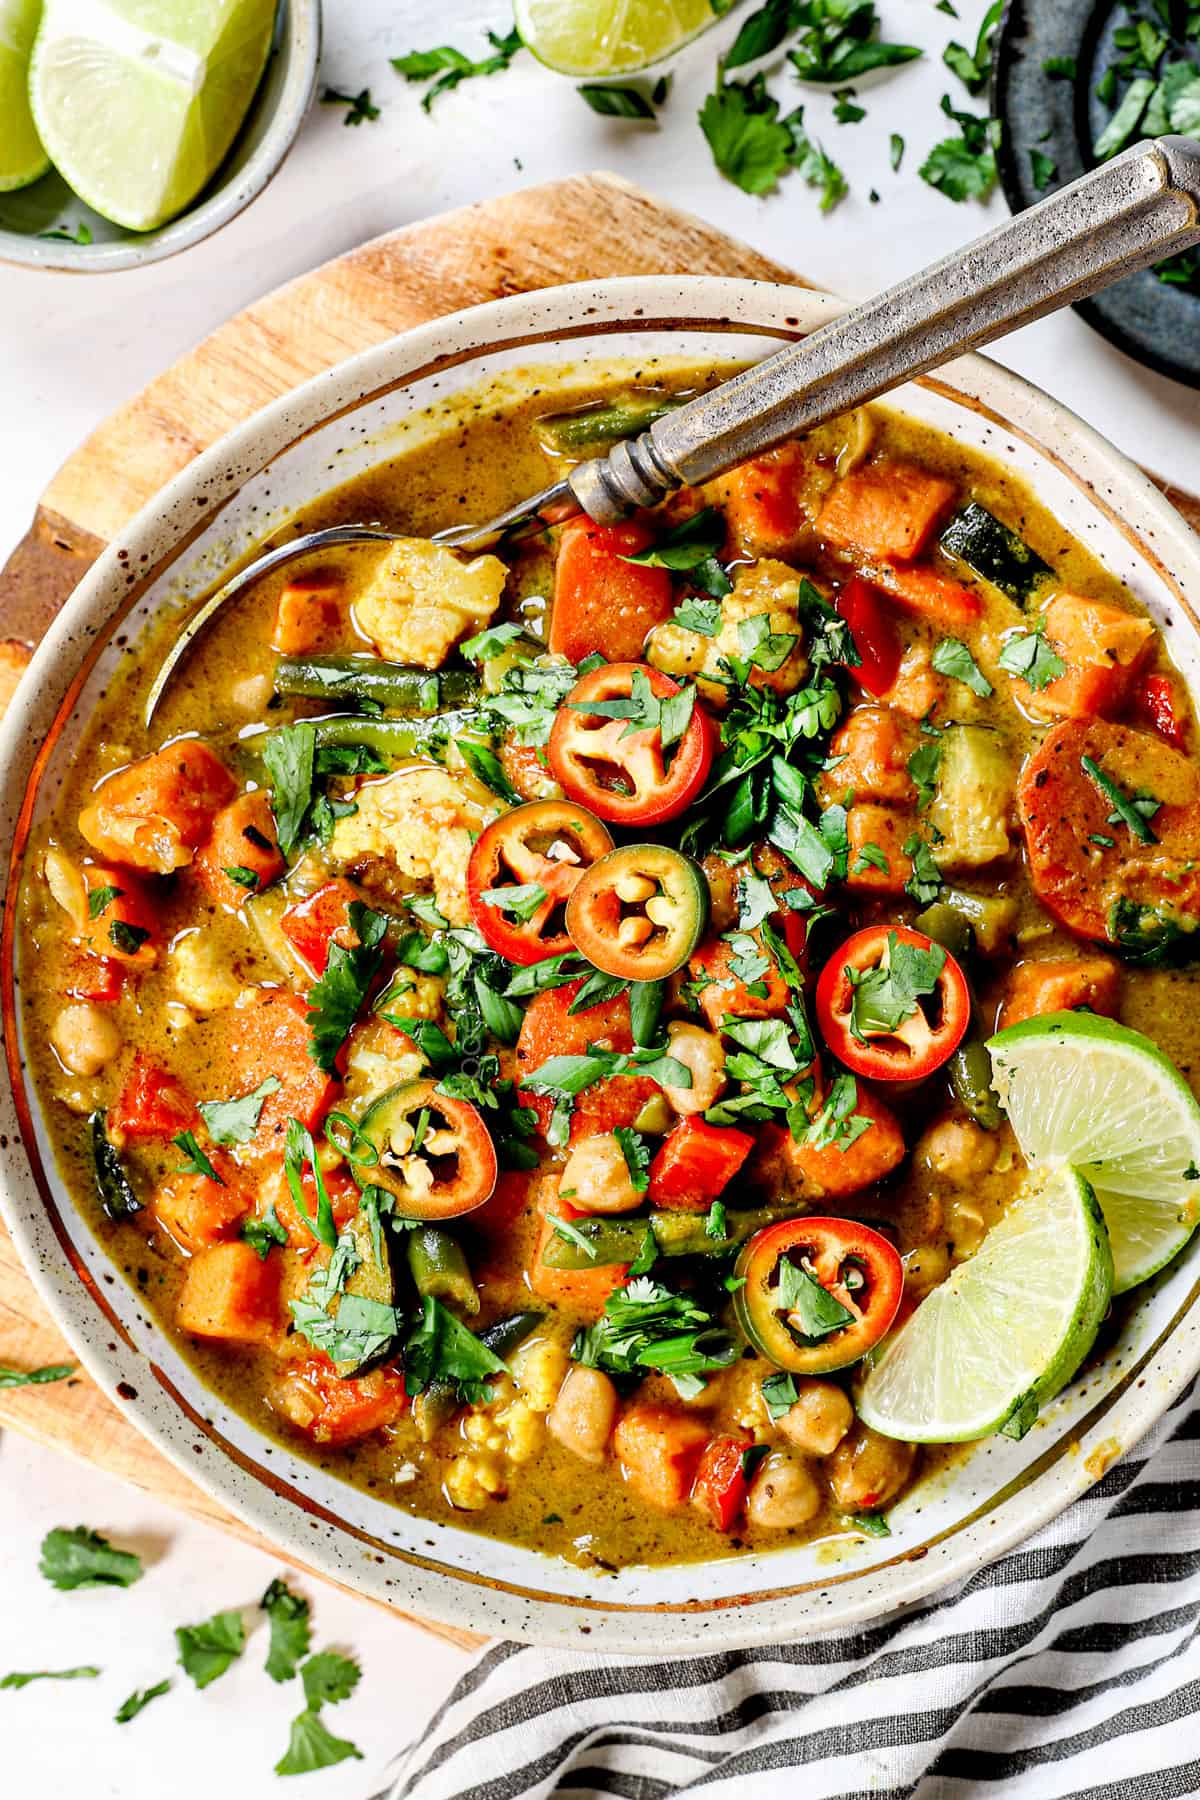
[377,1383,1200,1800]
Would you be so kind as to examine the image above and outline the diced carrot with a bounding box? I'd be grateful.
[176,1241,282,1345]
[647,1118,754,1212]
[872,562,982,626]
[78,740,237,875]
[1020,592,1155,721]
[109,1053,196,1143]
[255,1156,361,1248]
[516,980,658,1142]
[193,791,285,909]
[819,706,920,808]
[1137,671,1188,750]
[78,865,157,968]
[548,517,674,664]
[817,462,956,562]
[269,1355,408,1446]
[152,1161,252,1254]
[843,805,916,895]
[689,931,789,1032]
[613,1404,711,1510]
[529,1183,629,1320]
[714,443,808,558]
[270,573,345,656]
[997,956,1121,1031]
[226,990,336,1153]
[279,878,360,975]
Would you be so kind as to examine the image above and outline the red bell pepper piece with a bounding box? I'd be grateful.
[109,1053,196,1142]
[692,1432,755,1532]
[835,575,901,698]
[647,1117,754,1212]
[280,878,360,975]
[1137,671,1187,751]
[63,950,124,1005]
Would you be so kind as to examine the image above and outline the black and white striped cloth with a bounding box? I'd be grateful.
[376,1384,1200,1800]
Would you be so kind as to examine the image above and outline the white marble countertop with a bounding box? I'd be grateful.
[1,1,1197,1794]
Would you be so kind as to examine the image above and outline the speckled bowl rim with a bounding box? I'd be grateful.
[3,276,1200,1653]
[0,0,321,274]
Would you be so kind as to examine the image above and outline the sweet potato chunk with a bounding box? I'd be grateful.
[269,1356,408,1446]
[271,573,344,655]
[613,1405,710,1510]
[193,791,284,909]
[843,805,915,895]
[817,461,956,562]
[529,1185,629,1322]
[79,740,236,874]
[153,1165,252,1253]
[1018,591,1154,721]
[225,990,336,1152]
[176,1242,282,1345]
[998,956,1121,1031]
[819,706,919,809]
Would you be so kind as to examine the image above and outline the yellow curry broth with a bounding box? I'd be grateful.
[17,369,1198,1571]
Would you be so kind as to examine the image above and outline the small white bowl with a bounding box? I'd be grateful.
[3,278,1200,1650]
[0,0,320,274]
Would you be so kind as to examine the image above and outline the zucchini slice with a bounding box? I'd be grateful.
[90,1112,141,1221]
[940,502,1053,604]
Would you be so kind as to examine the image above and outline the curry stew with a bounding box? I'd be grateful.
[18,374,1200,1570]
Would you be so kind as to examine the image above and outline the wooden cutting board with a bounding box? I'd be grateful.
[1,172,1196,1649]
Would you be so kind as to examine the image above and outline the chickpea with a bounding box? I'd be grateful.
[546,1365,618,1465]
[918,1115,997,1183]
[827,1424,916,1513]
[660,1021,727,1117]
[559,1133,643,1214]
[700,854,739,933]
[777,1380,854,1456]
[229,673,274,715]
[746,1450,823,1530]
[904,1242,950,1298]
[50,1002,121,1077]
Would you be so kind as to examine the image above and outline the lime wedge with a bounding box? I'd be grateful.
[514,0,721,76]
[859,1166,1112,1443]
[0,0,49,191]
[988,1011,1200,1293]
[28,0,275,232]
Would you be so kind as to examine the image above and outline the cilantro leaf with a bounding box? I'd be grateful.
[108,919,150,956]
[1042,54,1076,78]
[699,71,796,195]
[300,1649,360,1710]
[460,621,525,664]
[903,834,943,906]
[242,1205,288,1260]
[457,739,521,803]
[391,26,522,112]
[726,0,802,69]
[87,883,123,919]
[776,1256,856,1339]
[674,596,723,635]
[787,0,922,80]
[623,508,726,572]
[402,1296,507,1401]
[262,723,315,858]
[276,1710,363,1775]
[0,1361,74,1388]
[920,96,999,201]
[115,1679,171,1722]
[175,1609,245,1689]
[997,628,1065,691]
[614,1126,651,1194]
[931,636,992,696]
[479,881,547,923]
[907,738,942,811]
[849,930,946,1039]
[843,1509,891,1536]
[890,131,904,169]
[39,1527,143,1591]
[262,1578,311,1683]
[761,1370,799,1421]
[320,85,380,125]
[573,1277,737,1393]
[173,1129,223,1184]
[284,1118,338,1248]
[1030,147,1057,190]
[199,1076,280,1146]
[942,0,1002,94]
[0,1665,100,1689]
[306,901,389,1073]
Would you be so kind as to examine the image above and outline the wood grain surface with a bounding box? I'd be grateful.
[0,170,1195,1642]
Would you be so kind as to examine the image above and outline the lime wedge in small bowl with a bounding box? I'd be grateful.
[988,1011,1200,1293]
[859,1165,1113,1443]
[514,0,722,76]
[0,0,49,191]
[28,0,276,232]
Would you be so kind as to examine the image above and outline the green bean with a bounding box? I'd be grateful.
[536,394,681,452]
[916,902,1005,1129]
[411,1309,543,1441]
[406,1226,479,1316]
[274,656,479,715]
[263,707,487,766]
[541,1202,803,1272]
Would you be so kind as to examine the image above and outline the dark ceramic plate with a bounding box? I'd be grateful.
[992,0,1200,387]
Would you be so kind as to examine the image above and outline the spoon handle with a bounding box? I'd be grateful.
[570,136,1200,522]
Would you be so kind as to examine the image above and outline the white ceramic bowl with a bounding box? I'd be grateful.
[0,0,320,274]
[4,278,1200,1652]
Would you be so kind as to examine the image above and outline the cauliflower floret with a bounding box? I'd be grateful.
[353,539,507,670]
[510,1334,570,1414]
[445,1451,506,1510]
[329,764,499,925]
[169,930,241,1014]
[647,558,811,704]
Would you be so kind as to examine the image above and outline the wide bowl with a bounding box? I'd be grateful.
[3,277,1200,1651]
[0,0,320,274]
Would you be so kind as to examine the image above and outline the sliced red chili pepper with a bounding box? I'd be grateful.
[815,924,970,1082]
[566,843,708,980]
[280,877,361,976]
[835,574,902,698]
[691,1432,755,1533]
[733,1217,903,1374]
[647,1117,754,1213]
[467,800,613,966]
[355,1078,497,1220]
[548,661,713,827]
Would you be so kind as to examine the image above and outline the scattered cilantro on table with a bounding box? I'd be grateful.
[175,1609,246,1690]
[320,86,380,125]
[39,1527,143,1591]
[392,26,523,112]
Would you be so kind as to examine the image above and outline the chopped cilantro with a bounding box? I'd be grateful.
[931,636,993,696]
[674,596,723,635]
[221,864,260,889]
[320,85,380,125]
[87,883,123,919]
[276,1711,363,1777]
[920,95,999,201]
[283,1118,338,1248]
[458,739,521,803]
[306,901,389,1072]
[1042,54,1076,78]
[300,1649,361,1710]
[573,1277,737,1391]
[614,1126,651,1194]
[1030,147,1058,190]
[907,737,942,811]
[777,1256,856,1340]
[402,1296,507,1402]
[843,1510,891,1536]
[478,881,548,923]
[942,0,1002,94]
[241,1205,288,1260]
[849,930,946,1040]
[787,0,922,81]
[761,1370,800,1421]
[41,1528,145,1590]
[890,131,904,169]
[262,722,316,858]
[0,1361,74,1388]
[578,82,661,119]
[1081,756,1160,845]
[997,627,1066,690]
[391,26,522,112]
[115,1679,171,1722]
[0,1665,100,1689]
[108,919,150,956]
[903,834,943,906]
[176,1609,245,1689]
[705,1200,728,1239]
[199,1076,280,1146]
[173,1129,223,1185]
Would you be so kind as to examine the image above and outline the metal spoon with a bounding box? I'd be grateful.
[145,135,1200,724]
